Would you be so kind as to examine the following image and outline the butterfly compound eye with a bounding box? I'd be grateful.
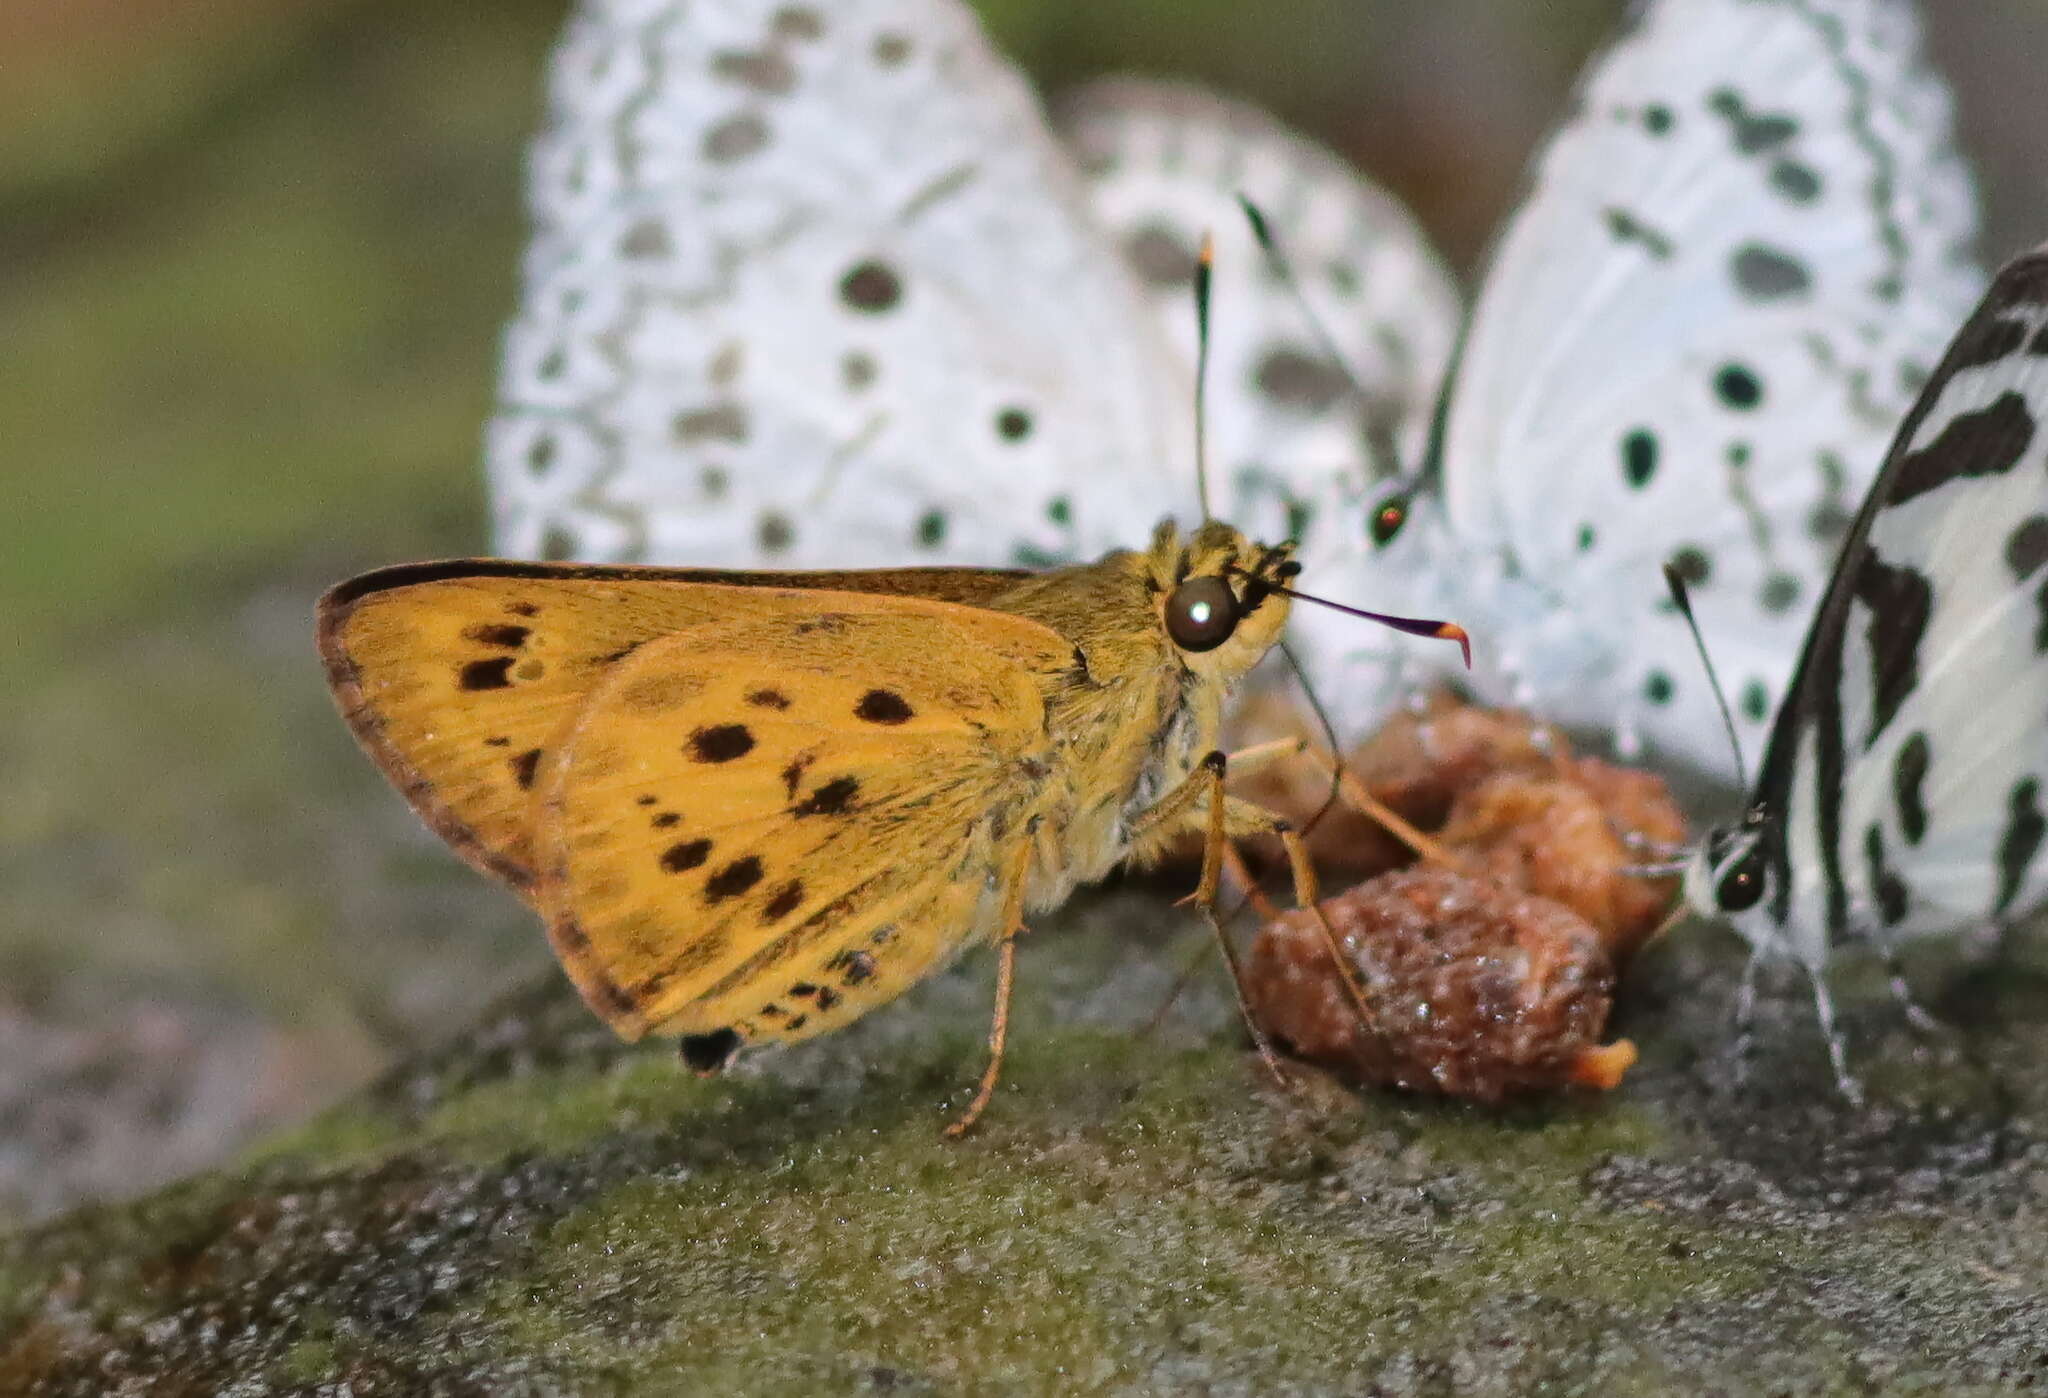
[1165,576,1240,653]
[1715,848,1767,913]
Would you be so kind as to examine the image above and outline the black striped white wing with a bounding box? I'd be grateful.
[1690,245,2048,970]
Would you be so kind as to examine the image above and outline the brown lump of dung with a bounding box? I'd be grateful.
[1437,757,1686,965]
[1244,866,1635,1102]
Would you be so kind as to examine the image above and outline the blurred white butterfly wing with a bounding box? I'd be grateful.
[1295,0,1981,780]
[490,0,1194,570]
[1056,78,1460,556]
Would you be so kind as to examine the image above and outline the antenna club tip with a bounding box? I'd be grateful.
[1436,622,1472,669]
[1198,231,1215,266]
[1663,563,1691,611]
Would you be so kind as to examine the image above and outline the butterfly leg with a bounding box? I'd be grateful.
[1136,843,1286,1044]
[1134,751,1383,1060]
[1118,753,1322,1084]
[1293,745,1465,870]
[945,840,1035,1139]
[1728,950,1764,1086]
[1872,935,1943,1037]
[1803,964,1866,1108]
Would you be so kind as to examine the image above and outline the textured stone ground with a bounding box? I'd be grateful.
[4,893,2045,1395]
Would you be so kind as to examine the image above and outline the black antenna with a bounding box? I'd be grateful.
[1193,231,1216,522]
[1663,564,1749,791]
[1236,569,1471,668]
[1237,194,1407,486]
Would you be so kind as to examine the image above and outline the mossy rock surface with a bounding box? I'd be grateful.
[4,892,2046,1396]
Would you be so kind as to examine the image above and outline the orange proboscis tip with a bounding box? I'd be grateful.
[1436,622,1473,670]
[1567,1038,1638,1091]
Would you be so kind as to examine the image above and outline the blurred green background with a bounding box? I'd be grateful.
[3,0,2044,1226]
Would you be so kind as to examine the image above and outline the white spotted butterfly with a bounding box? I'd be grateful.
[486,0,1980,782]
[1684,243,2048,1086]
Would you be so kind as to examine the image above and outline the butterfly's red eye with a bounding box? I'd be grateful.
[1370,498,1409,546]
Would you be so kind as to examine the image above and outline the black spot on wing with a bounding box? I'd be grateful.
[1253,346,1348,411]
[1893,732,1930,845]
[840,259,903,312]
[1885,391,2035,507]
[1713,363,1763,411]
[1604,208,1672,259]
[763,879,805,921]
[712,48,796,94]
[855,689,914,724]
[2007,516,2048,580]
[690,724,755,762]
[1731,244,1811,301]
[792,776,860,817]
[780,752,815,801]
[651,811,681,829]
[1667,546,1711,587]
[746,688,791,710]
[1741,680,1770,724]
[758,512,796,552]
[1707,89,1797,153]
[1851,554,1932,742]
[680,1028,742,1074]
[705,856,765,903]
[1621,429,1658,487]
[673,402,750,444]
[1996,778,2046,915]
[703,113,769,163]
[459,657,515,691]
[463,623,530,648]
[661,838,712,873]
[510,748,543,791]
[1760,572,1802,615]
[1770,160,1820,204]
[1125,223,1198,286]
[1863,824,1910,927]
